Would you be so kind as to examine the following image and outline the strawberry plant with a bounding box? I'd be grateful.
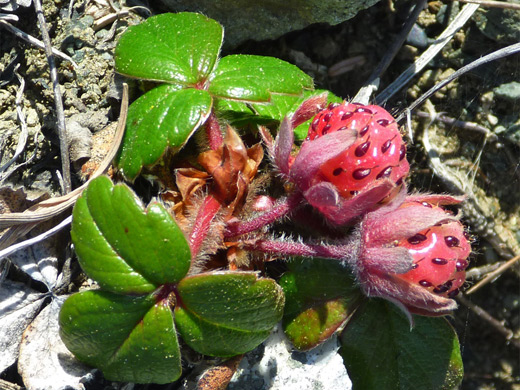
[59,12,471,389]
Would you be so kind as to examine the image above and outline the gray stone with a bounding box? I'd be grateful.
[494,81,520,103]
[65,120,92,169]
[0,0,31,12]
[472,1,520,44]
[229,326,352,390]
[156,0,381,48]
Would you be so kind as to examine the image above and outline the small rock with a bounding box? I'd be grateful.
[25,108,40,127]
[406,24,429,49]
[494,82,520,103]
[0,0,31,12]
[157,0,382,48]
[229,326,352,390]
[66,120,92,169]
[473,3,520,43]
[69,110,109,133]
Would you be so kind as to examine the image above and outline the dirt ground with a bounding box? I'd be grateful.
[0,0,519,389]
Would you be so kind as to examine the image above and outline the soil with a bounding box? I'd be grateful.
[0,0,519,389]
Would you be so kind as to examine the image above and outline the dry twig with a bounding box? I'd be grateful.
[34,0,71,193]
[376,3,480,104]
[395,41,520,122]
[466,254,520,295]
[454,0,520,10]
[0,19,78,68]
[420,101,519,259]
[466,261,505,279]
[354,0,427,104]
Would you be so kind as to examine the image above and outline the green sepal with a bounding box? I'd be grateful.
[340,299,464,390]
[59,291,181,384]
[71,176,191,294]
[175,272,285,357]
[279,258,361,350]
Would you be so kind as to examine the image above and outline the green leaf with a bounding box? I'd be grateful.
[115,13,223,85]
[279,258,361,350]
[209,55,314,102]
[249,90,328,123]
[213,98,258,128]
[175,272,285,357]
[59,290,181,384]
[214,90,341,131]
[116,86,212,180]
[340,299,464,390]
[71,176,191,294]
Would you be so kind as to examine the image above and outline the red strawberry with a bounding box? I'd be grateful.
[307,102,409,198]
[352,192,471,317]
[397,200,471,298]
[271,98,409,226]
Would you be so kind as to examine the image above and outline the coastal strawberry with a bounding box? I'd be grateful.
[307,102,409,198]
[267,98,411,226]
[397,199,471,298]
[351,192,471,317]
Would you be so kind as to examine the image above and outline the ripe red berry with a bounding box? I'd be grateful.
[307,102,409,198]
[351,192,471,317]
[397,201,471,298]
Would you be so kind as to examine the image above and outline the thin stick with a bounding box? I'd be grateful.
[465,261,505,279]
[0,216,71,261]
[458,294,520,349]
[454,0,520,10]
[0,20,78,68]
[376,3,480,105]
[465,254,520,295]
[396,41,520,122]
[33,0,71,193]
[414,110,498,142]
[354,0,427,105]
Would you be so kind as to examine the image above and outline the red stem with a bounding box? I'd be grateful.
[245,238,354,261]
[189,194,222,257]
[205,111,223,150]
[224,192,304,238]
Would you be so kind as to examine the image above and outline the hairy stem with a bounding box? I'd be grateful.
[245,238,356,261]
[189,194,221,257]
[224,192,304,238]
[205,111,223,150]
